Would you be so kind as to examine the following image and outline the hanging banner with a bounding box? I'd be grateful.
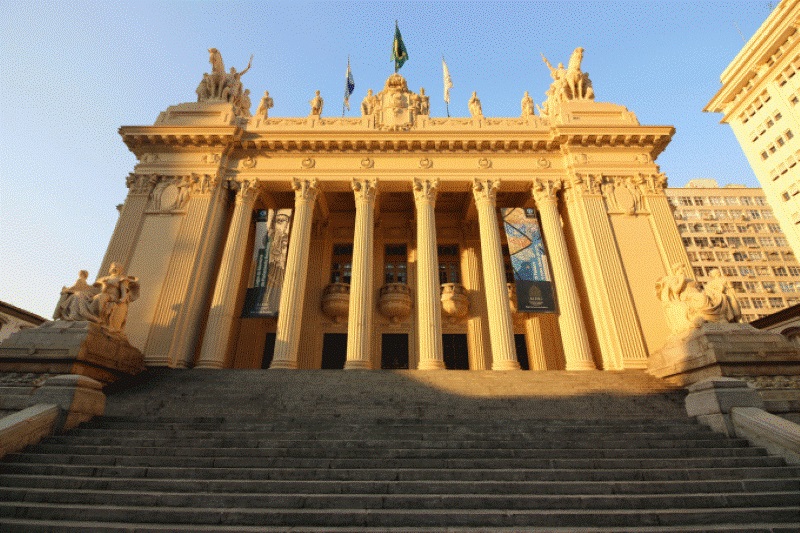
[242,208,293,317]
[501,207,557,313]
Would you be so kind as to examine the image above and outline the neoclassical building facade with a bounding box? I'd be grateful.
[104,51,687,371]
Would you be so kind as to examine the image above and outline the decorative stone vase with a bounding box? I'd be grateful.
[507,283,518,313]
[321,282,350,323]
[440,283,470,321]
[378,283,412,323]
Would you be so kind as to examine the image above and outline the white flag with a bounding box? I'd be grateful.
[442,57,453,104]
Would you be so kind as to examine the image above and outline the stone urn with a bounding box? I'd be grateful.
[507,283,518,313]
[440,283,470,321]
[321,282,350,323]
[378,283,412,323]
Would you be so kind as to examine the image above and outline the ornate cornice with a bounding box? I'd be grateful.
[119,126,242,155]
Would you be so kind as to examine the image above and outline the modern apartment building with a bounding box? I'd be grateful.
[667,179,800,322]
[706,0,800,258]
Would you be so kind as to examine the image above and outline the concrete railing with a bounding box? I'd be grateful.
[0,374,105,459]
[686,377,800,465]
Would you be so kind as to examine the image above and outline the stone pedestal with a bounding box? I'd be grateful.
[648,322,800,386]
[0,321,145,384]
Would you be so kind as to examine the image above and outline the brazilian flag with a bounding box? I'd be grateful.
[391,21,408,72]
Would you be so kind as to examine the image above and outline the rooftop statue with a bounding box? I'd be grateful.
[655,264,742,335]
[521,91,534,117]
[195,49,254,117]
[53,263,140,335]
[361,89,376,116]
[540,47,595,118]
[255,90,274,118]
[309,90,324,116]
[468,91,482,118]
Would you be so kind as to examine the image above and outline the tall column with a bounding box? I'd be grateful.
[462,236,490,370]
[413,178,445,370]
[270,178,318,369]
[196,179,259,369]
[472,178,520,370]
[345,178,378,369]
[532,179,595,370]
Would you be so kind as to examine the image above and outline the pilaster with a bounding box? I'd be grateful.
[472,178,519,370]
[643,173,692,272]
[270,178,319,369]
[532,178,595,370]
[345,178,378,369]
[99,173,157,275]
[413,177,445,370]
[196,178,259,369]
[563,173,647,369]
[143,173,229,367]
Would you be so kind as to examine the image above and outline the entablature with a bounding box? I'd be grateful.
[119,125,242,156]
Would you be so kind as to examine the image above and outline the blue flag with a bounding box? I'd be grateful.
[344,58,355,112]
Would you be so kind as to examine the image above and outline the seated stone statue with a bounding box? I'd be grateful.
[53,263,140,335]
[655,263,741,335]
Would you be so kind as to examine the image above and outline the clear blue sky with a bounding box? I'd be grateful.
[0,1,776,317]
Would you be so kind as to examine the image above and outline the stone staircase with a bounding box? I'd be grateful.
[1,369,799,531]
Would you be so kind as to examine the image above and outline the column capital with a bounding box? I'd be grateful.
[125,173,158,196]
[472,178,500,205]
[292,178,319,202]
[532,178,562,205]
[412,177,439,205]
[230,178,261,204]
[352,177,378,203]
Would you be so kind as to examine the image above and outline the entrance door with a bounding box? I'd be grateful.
[261,332,277,369]
[321,333,347,369]
[514,334,530,370]
[442,334,469,370]
[381,334,409,369]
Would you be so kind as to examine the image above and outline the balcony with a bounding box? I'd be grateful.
[321,282,350,323]
[378,283,412,323]
[440,283,470,322]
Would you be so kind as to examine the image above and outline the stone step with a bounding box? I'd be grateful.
[22,443,765,460]
[4,451,784,470]
[3,463,798,482]
[0,501,797,528]
[40,435,745,449]
[3,474,797,495]
[3,519,799,533]
[2,486,798,511]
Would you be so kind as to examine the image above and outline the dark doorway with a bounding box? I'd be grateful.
[261,332,276,369]
[442,334,469,370]
[514,334,530,370]
[381,334,409,369]
[321,333,348,369]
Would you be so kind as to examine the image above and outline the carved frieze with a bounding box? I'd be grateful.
[126,173,158,196]
[146,176,191,213]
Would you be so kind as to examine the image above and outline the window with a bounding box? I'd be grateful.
[716,252,731,262]
[694,237,709,248]
[728,237,742,248]
[739,266,755,276]
[769,224,782,233]
[768,251,781,261]
[693,267,705,278]
[783,251,796,261]
[744,281,759,292]
[705,266,718,275]
[762,210,774,219]
[748,210,762,220]
[686,252,698,261]
[384,244,408,284]
[748,251,763,261]
[752,297,766,309]
[732,281,745,293]
[760,237,774,247]
[756,266,770,276]
[722,266,738,277]
[677,224,688,234]
[733,252,746,262]
[709,197,725,206]
[693,196,705,206]
[761,151,769,160]
[678,196,693,206]
[730,209,743,219]
[741,197,754,206]
[721,223,736,232]
[714,210,729,220]
[780,281,796,293]
[751,223,766,233]
[682,237,692,248]
[739,298,751,309]
[763,281,776,293]
[438,245,461,284]
[330,244,353,284]
[774,266,788,276]
[770,297,785,308]
[790,266,800,276]
[725,197,740,206]
[699,251,714,261]
[787,129,794,140]
[737,224,750,233]
[710,237,726,247]
[743,237,757,247]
